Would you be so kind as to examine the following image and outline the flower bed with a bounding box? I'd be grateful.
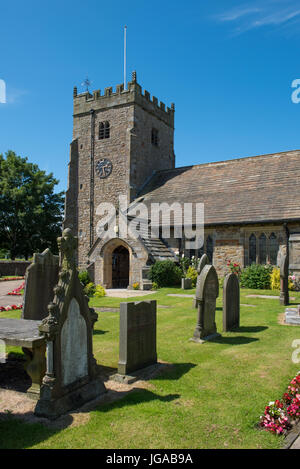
[259,372,300,435]
[0,276,24,282]
[0,304,23,311]
[7,282,25,296]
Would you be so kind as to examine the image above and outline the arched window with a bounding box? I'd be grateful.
[99,122,104,139]
[269,233,279,265]
[259,233,267,264]
[99,121,110,139]
[249,234,256,264]
[206,235,213,263]
[104,121,110,139]
[151,128,159,146]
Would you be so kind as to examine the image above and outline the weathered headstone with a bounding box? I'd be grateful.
[223,273,240,331]
[191,264,220,343]
[193,254,210,308]
[117,300,157,378]
[22,249,59,320]
[279,253,289,306]
[285,306,300,325]
[197,254,209,274]
[35,229,106,419]
[182,277,192,289]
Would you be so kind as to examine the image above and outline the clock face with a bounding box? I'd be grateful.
[96,158,113,179]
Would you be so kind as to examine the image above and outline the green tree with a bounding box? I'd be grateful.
[0,150,65,259]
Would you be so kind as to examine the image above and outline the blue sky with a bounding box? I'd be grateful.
[1,0,300,193]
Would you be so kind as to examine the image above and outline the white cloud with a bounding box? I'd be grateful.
[215,0,300,34]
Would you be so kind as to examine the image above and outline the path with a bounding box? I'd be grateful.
[105,289,156,298]
[0,280,24,307]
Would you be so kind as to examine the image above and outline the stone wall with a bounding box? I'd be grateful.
[0,261,31,277]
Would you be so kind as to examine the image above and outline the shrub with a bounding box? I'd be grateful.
[270,267,280,290]
[84,282,96,297]
[132,282,140,290]
[148,260,182,287]
[240,264,273,289]
[226,259,242,276]
[94,285,106,297]
[271,267,295,291]
[186,266,198,287]
[78,270,91,287]
[151,281,159,290]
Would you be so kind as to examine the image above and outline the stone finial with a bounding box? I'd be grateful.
[131,71,137,83]
[57,228,78,271]
[171,103,175,111]
[73,86,77,98]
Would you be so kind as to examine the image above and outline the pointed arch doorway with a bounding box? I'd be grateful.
[112,245,129,288]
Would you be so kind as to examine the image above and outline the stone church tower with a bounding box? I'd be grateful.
[65,71,175,275]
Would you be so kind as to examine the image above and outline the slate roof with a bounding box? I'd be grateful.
[137,150,300,226]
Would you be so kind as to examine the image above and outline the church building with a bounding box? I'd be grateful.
[64,72,300,289]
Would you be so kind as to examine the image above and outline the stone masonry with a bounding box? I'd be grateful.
[65,72,175,274]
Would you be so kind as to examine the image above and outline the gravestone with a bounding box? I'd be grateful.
[285,306,300,325]
[35,228,106,419]
[117,300,157,378]
[191,264,220,343]
[223,273,240,331]
[181,278,192,289]
[22,249,59,320]
[197,254,209,274]
[193,254,210,308]
[279,253,289,306]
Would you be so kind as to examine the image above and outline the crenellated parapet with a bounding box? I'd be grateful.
[73,71,175,128]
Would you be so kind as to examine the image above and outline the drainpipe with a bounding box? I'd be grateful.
[90,109,95,248]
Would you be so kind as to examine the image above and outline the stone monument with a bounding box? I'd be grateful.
[35,229,106,419]
[223,273,240,332]
[191,264,220,343]
[115,300,157,381]
[22,249,59,320]
[279,253,289,306]
[193,254,210,308]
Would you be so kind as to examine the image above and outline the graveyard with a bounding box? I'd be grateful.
[1,275,300,449]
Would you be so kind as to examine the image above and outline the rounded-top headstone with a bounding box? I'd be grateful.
[223,273,240,332]
[197,254,209,274]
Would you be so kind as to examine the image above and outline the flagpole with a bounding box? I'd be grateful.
[124,25,127,91]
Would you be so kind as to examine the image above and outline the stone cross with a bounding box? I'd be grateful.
[191,264,220,343]
[223,273,240,332]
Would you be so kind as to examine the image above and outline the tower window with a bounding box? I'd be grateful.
[151,128,159,146]
[99,121,110,140]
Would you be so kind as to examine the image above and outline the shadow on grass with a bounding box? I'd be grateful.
[210,336,259,345]
[0,415,58,449]
[97,362,197,383]
[93,329,109,336]
[0,388,181,449]
[0,355,31,393]
[233,326,268,334]
[96,388,181,413]
[150,362,197,382]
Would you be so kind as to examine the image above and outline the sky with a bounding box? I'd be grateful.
[1,0,300,193]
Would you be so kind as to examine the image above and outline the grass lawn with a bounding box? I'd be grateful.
[1,286,300,449]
